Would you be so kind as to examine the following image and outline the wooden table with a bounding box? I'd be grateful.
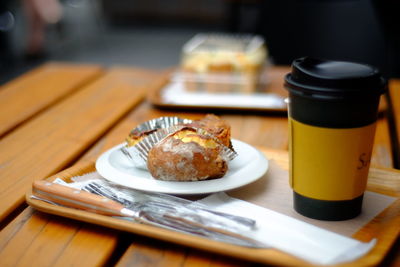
[0,63,399,266]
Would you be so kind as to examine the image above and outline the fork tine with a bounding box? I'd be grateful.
[84,183,130,206]
[92,182,121,201]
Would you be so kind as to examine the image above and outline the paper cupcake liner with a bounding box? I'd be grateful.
[128,116,193,137]
[134,125,187,160]
[121,117,193,167]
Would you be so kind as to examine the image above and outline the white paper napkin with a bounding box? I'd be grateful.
[197,192,376,265]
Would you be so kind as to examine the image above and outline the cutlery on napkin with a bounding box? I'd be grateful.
[80,179,255,229]
[78,178,377,265]
[32,173,378,265]
[31,180,265,248]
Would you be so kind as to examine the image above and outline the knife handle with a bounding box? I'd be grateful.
[32,180,125,216]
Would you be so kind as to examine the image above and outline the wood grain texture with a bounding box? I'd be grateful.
[387,80,400,168]
[371,118,393,168]
[32,180,127,216]
[0,207,119,267]
[0,67,154,222]
[0,63,103,137]
[0,68,160,267]
[115,235,253,267]
[115,237,188,267]
[0,160,121,267]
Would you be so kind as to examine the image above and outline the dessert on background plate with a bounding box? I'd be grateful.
[181,33,267,76]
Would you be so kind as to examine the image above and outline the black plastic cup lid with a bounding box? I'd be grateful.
[285,57,386,99]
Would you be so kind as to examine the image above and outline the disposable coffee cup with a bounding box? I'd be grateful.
[284,57,386,221]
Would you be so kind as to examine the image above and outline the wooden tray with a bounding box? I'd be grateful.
[26,148,400,267]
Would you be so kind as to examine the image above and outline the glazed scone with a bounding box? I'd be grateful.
[147,128,228,181]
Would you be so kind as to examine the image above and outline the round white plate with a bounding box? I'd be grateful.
[95,139,269,195]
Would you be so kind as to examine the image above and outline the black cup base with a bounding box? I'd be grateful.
[293,192,363,221]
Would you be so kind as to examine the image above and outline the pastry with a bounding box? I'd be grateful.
[147,127,228,181]
[185,114,231,148]
[181,34,267,76]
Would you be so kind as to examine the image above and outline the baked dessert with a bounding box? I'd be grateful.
[185,114,231,148]
[181,34,267,76]
[179,34,267,94]
[121,114,235,181]
[147,127,228,181]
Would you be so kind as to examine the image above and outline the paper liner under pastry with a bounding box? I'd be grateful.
[128,116,193,141]
[121,125,189,168]
[121,117,193,168]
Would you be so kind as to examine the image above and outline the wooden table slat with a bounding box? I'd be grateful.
[0,207,120,267]
[372,118,394,168]
[387,80,400,168]
[0,63,103,138]
[0,67,157,222]
[115,237,188,267]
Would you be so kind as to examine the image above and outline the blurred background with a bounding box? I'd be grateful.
[1,0,399,85]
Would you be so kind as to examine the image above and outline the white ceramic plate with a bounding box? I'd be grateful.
[95,139,268,195]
